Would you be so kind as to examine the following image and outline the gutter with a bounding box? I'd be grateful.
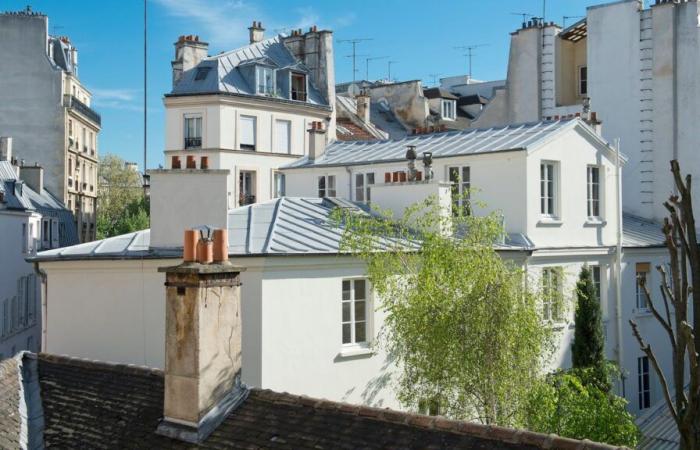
[614,137,626,397]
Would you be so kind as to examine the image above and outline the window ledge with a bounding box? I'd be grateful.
[537,218,563,227]
[633,309,653,318]
[337,346,373,359]
[584,218,607,227]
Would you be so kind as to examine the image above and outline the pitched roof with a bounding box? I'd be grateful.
[622,214,665,248]
[636,395,679,450]
[284,119,611,169]
[336,119,378,141]
[0,352,626,449]
[30,197,533,262]
[169,35,328,107]
[423,87,459,100]
[0,161,79,247]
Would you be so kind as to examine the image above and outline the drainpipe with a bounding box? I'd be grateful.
[614,137,625,397]
[33,262,48,352]
[345,166,353,200]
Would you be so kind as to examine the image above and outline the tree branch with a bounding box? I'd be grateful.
[640,274,676,347]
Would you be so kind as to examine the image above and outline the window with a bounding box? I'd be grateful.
[542,267,563,321]
[273,172,286,198]
[540,162,557,216]
[418,398,442,416]
[441,99,456,120]
[240,115,257,151]
[448,166,471,216]
[256,66,274,95]
[636,262,650,311]
[638,356,650,409]
[22,223,28,253]
[82,128,87,151]
[184,116,202,148]
[355,173,375,202]
[591,265,601,301]
[274,119,291,153]
[68,119,73,137]
[587,166,601,218]
[291,73,307,101]
[194,66,212,81]
[239,171,256,206]
[318,175,336,198]
[579,66,588,96]
[342,279,368,345]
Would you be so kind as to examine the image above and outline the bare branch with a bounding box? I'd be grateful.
[657,266,675,328]
[630,319,679,425]
[640,274,675,346]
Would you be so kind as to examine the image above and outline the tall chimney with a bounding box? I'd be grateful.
[356,91,371,123]
[308,121,327,161]
[172,35,209,87]
[248,21,265,44]
[156,243,246,443]
[21,163,44,193]
[0,136,12,161]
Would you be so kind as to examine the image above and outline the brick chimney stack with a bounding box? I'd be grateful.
[248,21,265,44]
[156,229,246,443]
[356,90,371,123]
[307,121,327,161]
[172,35,209,87]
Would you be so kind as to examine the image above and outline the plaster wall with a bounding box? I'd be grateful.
[366,81,429,129]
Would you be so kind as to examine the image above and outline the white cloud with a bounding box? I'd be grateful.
[91,88,138,102]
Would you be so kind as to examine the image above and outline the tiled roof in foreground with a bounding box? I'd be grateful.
[0,352,627,449]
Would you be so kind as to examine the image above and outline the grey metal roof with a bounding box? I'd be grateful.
[637,395,679,450]
[622,213,665,248]
[170,35,328,106]
[284,119,604,169]
[0,161,78,247]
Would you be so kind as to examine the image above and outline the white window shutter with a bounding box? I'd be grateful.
[275,120,291,153]
[240,116,256,147]
[51,219,59,248]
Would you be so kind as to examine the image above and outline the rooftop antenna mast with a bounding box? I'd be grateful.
[387,60,398,82]
[365,56,388,81]
[510,12,535,24]
[562,15,584,28]
[337,38,372,83]
[454,44,489,81]
[428,73,442,87]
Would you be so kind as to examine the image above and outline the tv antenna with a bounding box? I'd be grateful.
[387,61,398,82]
[365,56,388,81]
[510,12,535,24]
[562,15,584,28]
[338,38,372,82]
[454,44,489,81]
[428,73,443,86]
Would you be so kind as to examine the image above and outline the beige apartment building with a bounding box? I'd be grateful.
[0,8,100,242]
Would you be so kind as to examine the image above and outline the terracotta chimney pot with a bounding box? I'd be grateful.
[197,239,213,264]
[213,229,228,263]
[183,229,199,262]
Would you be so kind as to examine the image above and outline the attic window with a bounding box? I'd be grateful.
[256,66,274,95]
[291,73,307,101]
[194,67,212,81]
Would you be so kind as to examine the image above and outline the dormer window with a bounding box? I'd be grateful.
[256,66,274,95]
[441,99,456,120]
[291,72,307,101]
[194,67,211,81]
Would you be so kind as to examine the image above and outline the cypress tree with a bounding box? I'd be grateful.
[571,266,605,373]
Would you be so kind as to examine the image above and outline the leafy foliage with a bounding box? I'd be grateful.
[571,266,607,389]
[96,154,149,239]
[333,195,552,426]
[526,368,639,447]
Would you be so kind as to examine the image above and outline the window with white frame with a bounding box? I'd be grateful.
[239,170,256,206]
[579,66,588,96]
[587,166,601,218]
[273,172,286,198]
[448,166,470,216]
[541,267,563,321]
[441,99,456,120]
[354,172,375,202]
[22,223,28,253]
[184,115,202,148]
[256,66,274,95]
[540,162,557,217]
[274,119,291,154]
[342,279,368,345]
[590,265,601,301]
[318,175,336,198]
[240,115,257,151]
[636,262,650,311]
[638,356,651,409]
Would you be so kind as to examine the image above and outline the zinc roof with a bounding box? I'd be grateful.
[637,395,680,450]
[622,214,665,248]
[284,119,608,169]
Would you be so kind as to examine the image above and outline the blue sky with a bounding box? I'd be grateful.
[7,0,615,169]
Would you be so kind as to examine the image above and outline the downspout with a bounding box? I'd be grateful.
[345,166,352,200]
[614,137,625,397]
[32,262,48,352]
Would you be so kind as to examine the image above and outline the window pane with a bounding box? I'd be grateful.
[355,322,366,343]
[355,301,366,321]
[355,174,364,201]
[342,280,350,300]
[354,280,366,299]
[342,302,351,322]
[318,176,326,198]
[274,120,291,153]
[342,324,352,344]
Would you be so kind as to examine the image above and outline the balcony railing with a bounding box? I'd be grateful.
[239,194,256,206]
[291,89,307,101]
[64,95,101,126]
[184,137,202,149]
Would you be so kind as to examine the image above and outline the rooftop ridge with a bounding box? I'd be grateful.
[205,34,281,61]
[37,352,163,378]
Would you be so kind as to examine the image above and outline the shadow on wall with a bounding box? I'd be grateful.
[337,351,396,408]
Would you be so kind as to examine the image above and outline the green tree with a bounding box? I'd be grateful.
[97,154,148,239]
[526,369,639,447]
[333,196,552,426]
[571,266,607,389]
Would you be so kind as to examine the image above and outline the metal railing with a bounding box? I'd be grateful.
[64,95,101,126]
[184,137,202,148]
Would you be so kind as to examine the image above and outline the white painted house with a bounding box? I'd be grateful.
[30,118,670,417]
[163,22,335,209]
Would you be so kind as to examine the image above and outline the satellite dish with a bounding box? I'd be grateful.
[347,83,361,97]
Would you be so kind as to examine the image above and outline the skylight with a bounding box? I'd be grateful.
[194,67,212,81]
